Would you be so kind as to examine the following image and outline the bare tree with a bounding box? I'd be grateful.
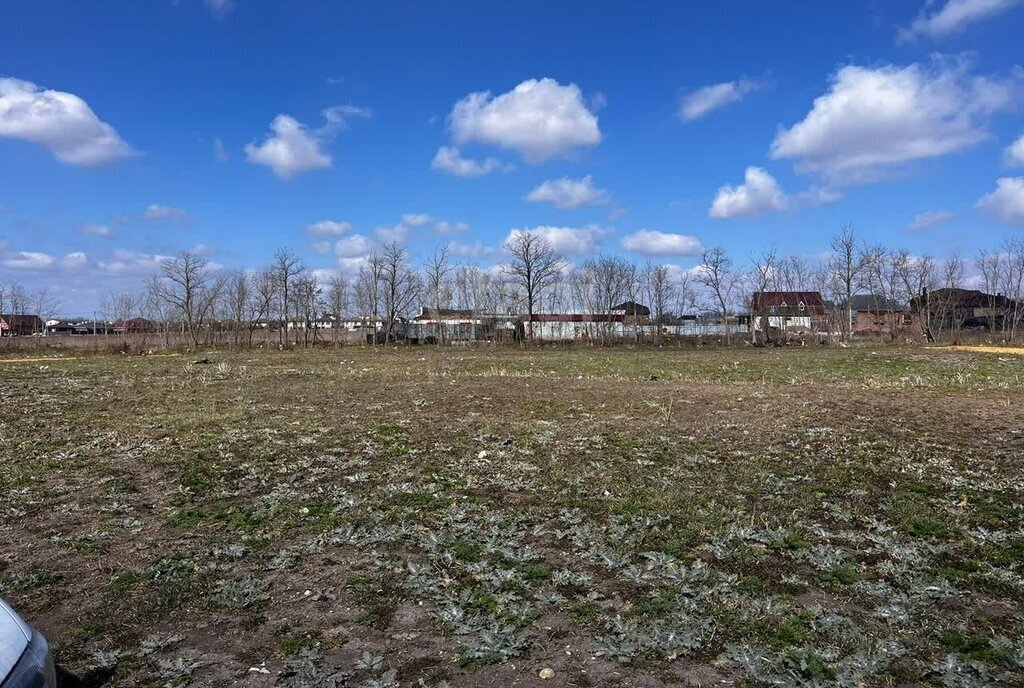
[356,255,385,346]
[102,290,138,342]
[748,248,777,343]
[425,246,454,344]
[378,242,421,343]
[293,273,323,346]
[504,232,567,343]
[575,256,634,344]
[326,274,349,345]
[696,247,739,343]
[828,225,868,343]
[158,251,220,348]
[643,263,676,344]
[225,271,251,348]
[272,247,304,346]
[248,269,276,346]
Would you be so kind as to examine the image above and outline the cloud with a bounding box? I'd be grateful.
[100,249,173,274]
[709,166,789,218]
[504,225,606,256]
[306,220,352,236]
[374,213,430,243]
[311,241,331,254]
[679,79,759,121]
[1006,133,1024,167]
[621,230,702,256]
[203,0,234,19]
[448,78,602,162]
[976,177,1024,225]
[401,213,431,227]
[448,239,497,260]
[142,204,190,222]
[337,257,370,274]
[1,250,55,270]
[245,105,369,179]
[431,146,509,177]
[61,251,88,268]
[435,220,470,235]
[770,60,1018,185]
[335,233,374,258]
[525,175,611,209]
[81,223,112,237]
[0,77,135,166]
[907,210,955,231]
[213,137,228,162]
[901,0,1023,40]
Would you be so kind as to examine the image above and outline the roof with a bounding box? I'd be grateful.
[0,314,44,327]
[916,288,1018,309]
[750,292,826,310]
[523,313,631,322]
[612,301,651,316]
[414,307,476,321]
[849,294,906,312]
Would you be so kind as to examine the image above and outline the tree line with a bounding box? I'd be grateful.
[3,227,1023,345]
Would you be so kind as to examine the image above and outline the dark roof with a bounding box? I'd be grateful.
[916,288,1017,309]
[524,313,630,322]
[849,294,906,312]
[751,291,826,310]
[612,301,651,316]
[414,307,476,321]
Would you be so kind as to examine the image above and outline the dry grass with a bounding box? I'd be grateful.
[2,346,1023,687]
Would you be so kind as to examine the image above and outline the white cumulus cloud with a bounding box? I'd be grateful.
[504,225,605,256]
[246,105,368,179]
[448,240,497,260]
[335,233,374,258]
[435,220,470,235]
[770,60,1017,185]
[0,77,135,166]
[61,251,88,268]
[621,230,702,256]
[431,146,509,177]
[306,220,353,236]
[100,249,173,274]
[710,166,789,218]
[525,175,610,209]
[1,250,55,270]
[449,78,601,162]
[1006,133,1024,167]
[901,0,1023,40]
[679,79,759,121]
[977,177,1024,226]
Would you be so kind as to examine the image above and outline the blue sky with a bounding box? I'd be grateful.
[1,0,1023,313]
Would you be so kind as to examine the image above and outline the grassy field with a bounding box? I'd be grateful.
[2,346,1023,687]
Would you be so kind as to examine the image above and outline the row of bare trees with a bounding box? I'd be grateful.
[9,226,1024,346]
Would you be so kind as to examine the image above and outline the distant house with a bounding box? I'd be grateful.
[848,295,914,337]
[911,288,1023,333]
[113,318,156,335]
[522,303,650,342]
[750,291,827,336]
[45,319,78,336]
[0,314,44,336]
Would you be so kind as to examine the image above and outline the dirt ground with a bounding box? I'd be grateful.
[2,345,1023,687]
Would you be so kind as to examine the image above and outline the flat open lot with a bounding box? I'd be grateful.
[2,346,1023,687]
